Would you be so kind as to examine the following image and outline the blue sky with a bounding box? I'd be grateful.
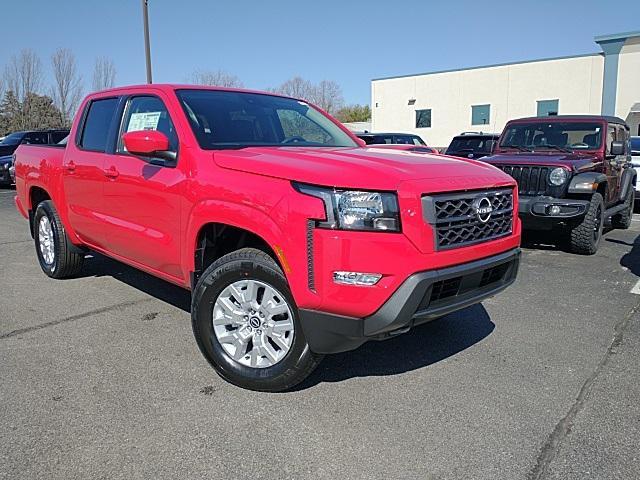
[3,0,640,105]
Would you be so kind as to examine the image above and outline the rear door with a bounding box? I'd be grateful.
[101,94,186,281]
[62,97,120,248]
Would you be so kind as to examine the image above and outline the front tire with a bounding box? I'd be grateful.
[191,248,323,392]
[33,200,85,278]
[568,193,604,255]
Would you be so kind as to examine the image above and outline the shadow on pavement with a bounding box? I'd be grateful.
[607,234,640,278]
[77,253,494,388]
[296,303,494,389]
[79,253,191,312]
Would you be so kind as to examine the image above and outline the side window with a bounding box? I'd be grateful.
[50,132,68,144]
[120,96,178,152]
[79,98,119,152]
[606,126,617,154]
[24,132,48,144]
[616,126,628,154]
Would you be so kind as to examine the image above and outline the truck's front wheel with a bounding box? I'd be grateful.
[33,200,85,278]
[568,193,604,255]
[191,248,323,391]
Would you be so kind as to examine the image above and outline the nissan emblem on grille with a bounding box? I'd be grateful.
[472,197,493,223]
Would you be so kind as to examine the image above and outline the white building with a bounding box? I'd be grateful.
[371,31,640,148]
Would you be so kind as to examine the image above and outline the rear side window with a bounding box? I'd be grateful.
[80,98,119,152]
[50,131,69,144]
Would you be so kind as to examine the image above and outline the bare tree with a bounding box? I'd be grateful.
[269,77,344,113]
[3,49,43,103]
[309,80,344,114]
[3,49,44,129]
[190,70,244,88]
[51,48,83,127]
[270,76,314,100]
[92,57,116,91]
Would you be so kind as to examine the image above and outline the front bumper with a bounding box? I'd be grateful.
[518,195,590,230]
[299,248,520,354]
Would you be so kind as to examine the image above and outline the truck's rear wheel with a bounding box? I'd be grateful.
[611,188,634,230]
[33,200,84,278]
[568,193,604,255]
[191,248,323,391]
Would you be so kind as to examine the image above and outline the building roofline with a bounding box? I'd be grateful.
[371,52,601,82]
[594,30,640,43]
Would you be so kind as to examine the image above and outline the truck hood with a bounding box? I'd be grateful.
[213,146,511,190]
[484,152,600,172]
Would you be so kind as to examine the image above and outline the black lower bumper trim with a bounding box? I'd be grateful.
[299,248,520,354]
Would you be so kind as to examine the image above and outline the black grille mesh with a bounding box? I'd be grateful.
[425,189,513,249]
[494,165,550,196]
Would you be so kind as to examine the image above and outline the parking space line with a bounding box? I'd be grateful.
[631,280,640,295]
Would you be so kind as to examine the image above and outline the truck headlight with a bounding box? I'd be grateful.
[295,183,401,232]
[549,167,569,186]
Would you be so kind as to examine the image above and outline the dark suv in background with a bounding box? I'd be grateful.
[0,129,69,186]
[445,132,499,159]
[482,115,635,254]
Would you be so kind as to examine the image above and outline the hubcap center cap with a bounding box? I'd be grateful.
[249,317,261,329]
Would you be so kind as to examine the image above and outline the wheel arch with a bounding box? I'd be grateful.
[186,200,290,288]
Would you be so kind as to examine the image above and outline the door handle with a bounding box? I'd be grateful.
[104,166,119,179]
[65,160,76,172]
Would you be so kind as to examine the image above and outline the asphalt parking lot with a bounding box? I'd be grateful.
[1,186,639,480]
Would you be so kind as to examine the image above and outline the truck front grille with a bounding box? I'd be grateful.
[494,165,550,196]
[422,188,513,250]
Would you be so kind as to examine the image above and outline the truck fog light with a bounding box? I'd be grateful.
[549,205,561,215]
[333,271,382,286]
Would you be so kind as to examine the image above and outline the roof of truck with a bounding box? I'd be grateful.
[507,115,627,125]
[88,84,298,100]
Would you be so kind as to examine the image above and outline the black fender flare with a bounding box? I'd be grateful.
[567,172,608,195]
[619,167,637,202]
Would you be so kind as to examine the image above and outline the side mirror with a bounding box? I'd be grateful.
[122,130,176,165]
[610,140,624,156]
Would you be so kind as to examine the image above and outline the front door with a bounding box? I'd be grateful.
[101,94,185,282]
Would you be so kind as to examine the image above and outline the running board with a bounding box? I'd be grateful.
[605,203,627,218]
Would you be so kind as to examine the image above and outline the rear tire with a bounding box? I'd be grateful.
[33,200,84,278]
[611,188,634,230]
[191,248,323,392]
[568,193,604,255]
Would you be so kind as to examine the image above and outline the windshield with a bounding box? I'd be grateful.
[176,89,358,149]
[500,122,603,151]
[447,137,495,153]
[0,132,25,145]
[631,137,640,154]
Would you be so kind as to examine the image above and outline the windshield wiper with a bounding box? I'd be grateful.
[534,144,573,153]
[501,144,532,152]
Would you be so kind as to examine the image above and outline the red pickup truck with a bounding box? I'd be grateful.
[14,85,521,391]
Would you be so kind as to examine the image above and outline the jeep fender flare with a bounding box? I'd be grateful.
[567,172,608,195]
[619,167,637,202]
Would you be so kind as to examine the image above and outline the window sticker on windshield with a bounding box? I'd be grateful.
[127,112,161,132]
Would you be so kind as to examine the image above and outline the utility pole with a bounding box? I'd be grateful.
[142,0,153,83]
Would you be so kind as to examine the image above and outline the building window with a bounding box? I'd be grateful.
[416,109,431,128]
[471,104,490,125]
[537,99,559,116]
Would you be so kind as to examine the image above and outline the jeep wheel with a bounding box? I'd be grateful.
[611,188,634,230]
[191,248,323,392]
[34,200,85,278]
[568,193,604,255]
